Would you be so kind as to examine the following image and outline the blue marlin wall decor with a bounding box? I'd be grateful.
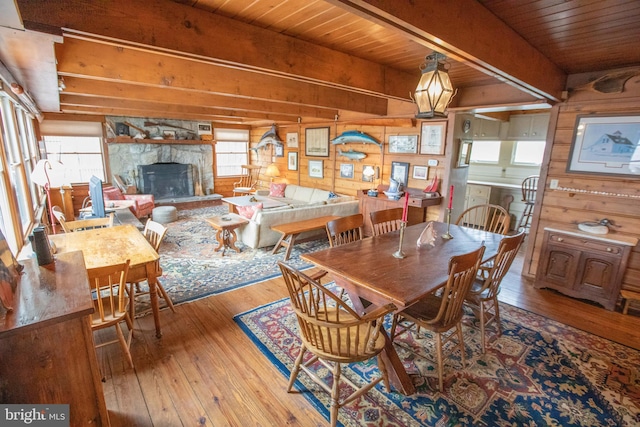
[331,130,381,147]
[250,124,283,152]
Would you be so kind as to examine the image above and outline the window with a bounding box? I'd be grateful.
[469,140,500,163]
[42,136,105,183]
[214,129,249,177]
[512,140,545,165]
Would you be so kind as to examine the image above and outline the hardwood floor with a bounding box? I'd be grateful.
[97,242,640,427]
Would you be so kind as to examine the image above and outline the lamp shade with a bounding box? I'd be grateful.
[265,163,280,178]
[414,52,456,118]
[30,159,68,188]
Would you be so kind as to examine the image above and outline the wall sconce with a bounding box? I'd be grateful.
[413,52,456,119]
[264,163,280,183]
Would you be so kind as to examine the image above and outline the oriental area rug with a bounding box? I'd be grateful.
[235,297,640,427]
[134,205,329,314]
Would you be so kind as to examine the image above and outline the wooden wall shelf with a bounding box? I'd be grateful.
[107,137,211,145]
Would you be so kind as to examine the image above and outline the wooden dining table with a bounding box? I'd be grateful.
[301,221,504,395]
[49,224,164,337]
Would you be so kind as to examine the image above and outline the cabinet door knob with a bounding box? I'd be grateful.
[557,237,564,242]
[607,247,613,252]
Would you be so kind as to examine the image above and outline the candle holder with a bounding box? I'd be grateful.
[442,208,453,240]
[393,221,407,258]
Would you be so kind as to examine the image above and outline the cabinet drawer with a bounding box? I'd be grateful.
[548,232,624,256]
[466,185,491,198]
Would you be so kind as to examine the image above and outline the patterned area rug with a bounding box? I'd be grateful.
[235,297,640,426]
[135,206,329,314]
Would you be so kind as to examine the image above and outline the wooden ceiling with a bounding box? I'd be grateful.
[2,0,639,126]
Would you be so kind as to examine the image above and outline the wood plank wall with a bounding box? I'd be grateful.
[250,121,448,222]
[525,68,640,297]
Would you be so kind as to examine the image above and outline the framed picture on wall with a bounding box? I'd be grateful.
[309,159,323,178]
[339,163,354,179]
[288,152,298,171]
[420,121,446,155]
[286,132,299,148]
[413,165,429,180]
[388,135,419,153]
[457,139,473,168]
[391,161,410,187]
[567,114,640,177]
[275,145,284,157]
[305,127,330,157]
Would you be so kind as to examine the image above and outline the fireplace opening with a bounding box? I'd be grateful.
[138,163,194,199]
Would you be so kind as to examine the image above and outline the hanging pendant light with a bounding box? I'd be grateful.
[413,52,456,119]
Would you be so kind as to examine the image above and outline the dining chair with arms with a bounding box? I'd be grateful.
[465,231,525,353]
[456,203,510,235]
[63,212,115,232]
[129,219,175,316]
[278,261,395,427]
[390,245,486,391]
[326,213,364,247]
[232,164,261,195]
[369,207,403,236]
[86,260,134,371]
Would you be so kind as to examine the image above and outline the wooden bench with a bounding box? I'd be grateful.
[271,215,339,260]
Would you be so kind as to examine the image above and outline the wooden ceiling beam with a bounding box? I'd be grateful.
[59,105,254,124]
[60,77,338,120]
[55,37,388,116]
[328,0,566,102]
[59,94,302,123]
[17,0,416,100]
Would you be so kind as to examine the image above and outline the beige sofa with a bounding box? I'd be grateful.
[236,184,359,249]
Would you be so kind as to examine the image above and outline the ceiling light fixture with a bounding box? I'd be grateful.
[413,52,456,119]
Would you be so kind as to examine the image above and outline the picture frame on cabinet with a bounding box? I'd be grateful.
[420,121,446,155]
[288,152,298,171]
[391,161,410,187]
[567,114,640,177]
[413,165,429,180]
[305,127,330,157]
[388,135,418,153]
[308,159,323,178]
[286,132,299,148]
[339,163,354,179]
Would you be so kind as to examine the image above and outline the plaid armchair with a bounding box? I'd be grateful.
[102,186,155,218]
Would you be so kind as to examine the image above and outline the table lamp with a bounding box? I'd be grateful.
[363,165,378,197]
[264,163,280,183]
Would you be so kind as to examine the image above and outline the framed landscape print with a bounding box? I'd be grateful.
[308,159,324,178]
[339,163,354,179]
[391,161,410,187]
[420,121,446,155]
[305,127,330,157]
[567,114,640,177]
[388,135,419,154]
[413,165,428,180]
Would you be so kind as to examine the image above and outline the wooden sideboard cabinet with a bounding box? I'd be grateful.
[0,251,110,427]
[534,227,638,310]
[357,188,442,237]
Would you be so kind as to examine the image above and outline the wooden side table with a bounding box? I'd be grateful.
[206,214,249,255]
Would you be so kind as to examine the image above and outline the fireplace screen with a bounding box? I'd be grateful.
[138,163,194,199]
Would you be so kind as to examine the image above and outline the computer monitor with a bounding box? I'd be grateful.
[88,175,106,219]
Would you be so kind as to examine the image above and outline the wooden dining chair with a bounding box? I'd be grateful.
[516,175,539,233]
[63,212,115,232]
[51,205,68,232]
[129,220,175,317]
[369,207,403,236]
[456,204,510,235]
[465,231,525,353]
[277,261,395,427]
[86,260,134,370]
[390,245,485,391]
[326,213,364,247]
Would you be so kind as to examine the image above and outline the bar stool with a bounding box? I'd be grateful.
[517,175,539,233]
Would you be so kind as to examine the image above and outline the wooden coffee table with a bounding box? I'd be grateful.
[271,215,339,260]
[205,214,249,255]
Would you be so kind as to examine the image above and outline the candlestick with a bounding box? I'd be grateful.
[448,185,454,210]
[393,220,407,258]
[442,208,453,240]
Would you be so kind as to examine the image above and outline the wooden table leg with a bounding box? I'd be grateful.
[272,233,289,255]
[333,276,415,395]
[214,229,225,252]
[145,262,162,338]
[225,229,241,253]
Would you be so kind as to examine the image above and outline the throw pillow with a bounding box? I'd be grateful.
[328,191,339,199]
[269,183,286,198]
[237,203,263,219]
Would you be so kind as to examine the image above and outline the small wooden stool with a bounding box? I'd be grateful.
[205,214,249,255]
[620,290,640,315]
